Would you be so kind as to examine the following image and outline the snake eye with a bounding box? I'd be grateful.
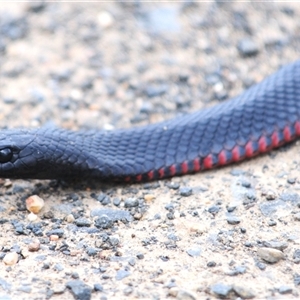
[0,148,13,163]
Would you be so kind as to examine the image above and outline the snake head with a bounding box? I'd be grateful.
[0,129,48,178]
[0,128,101,179]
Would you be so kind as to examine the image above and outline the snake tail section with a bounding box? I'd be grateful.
[0,60,300,180]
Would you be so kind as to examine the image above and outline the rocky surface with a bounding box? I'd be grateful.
[0,2,300,299]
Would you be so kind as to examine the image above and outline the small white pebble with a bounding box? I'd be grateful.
[28,212,38,222]
[50,235,59,241]
[26,195,45,214]
[66,214,75,223]
[21,248,30,258]
[97,11,114,28]
[3,252,18,265]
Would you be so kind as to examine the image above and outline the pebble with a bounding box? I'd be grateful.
[233,285,255,299]
[294,213,300,221]
[66,214,75,223]
[17,285,31,293]
[93,283,103,292]
[94,215,113,229]
[262,241,288,251]
[166,182,180,190]
[280,192,300,205]
[66,280,92,300]
[25,195,44,214]
[90,208,133,222]
[27,212,38,222]
[240,179,251,188]
[268,219,277,226]
[257,247,284,263]
[144,194,155,201]
[230,169,246,176]
[97,194,111,205]
[49,235,59,241]
[176,290,196,300]
[278,285,293,294]
[28,240,40,252]
[179,187,193,197]
[226,215,241,225]
[237,38,259,57]
[3,252,18,265]
[123,287,133,296]
[46,229,64,238]
[113,198,121,206]
[97,11,114,28]
[186,248,201,257]
[52,284,66,294]
[1,15,28,40]
[128,258,136,266]
[75,217,92,227]
[264,190,276,200]
[208,206,220,215]
[116,269,131,281]
[210,283,232,298]
[124,198,139,208]
[86,248,98,257]
[136,253,144,259]
[21,248,29,258]
[292,249,300,263]
[226,266,246,276]
[207,261,216,267]
[53,263,64,272]
[287,177,296,184]
[144,84,168,97]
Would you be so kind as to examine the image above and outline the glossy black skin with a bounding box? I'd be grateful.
[0,61,300,180]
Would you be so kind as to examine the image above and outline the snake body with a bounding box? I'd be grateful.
[1,61,300,181]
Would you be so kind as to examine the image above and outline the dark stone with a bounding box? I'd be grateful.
[113,198,121,206]
[226,215,241,225]
[294,273,300,286]
[179,187,192,197]
[237,38,259,57]
[86,248,98,256]
[278,285,293,294]
[208,206,220,215]
[90,208,133,222]
[75,217,91,227]
[210,283,232,298]
[46,229,64,238]
[94,283,103,292]
[124,198,139,208]
[116,269,131,281]
[66,280,92,300]
[166,182,180,190]
[207,261,216,267]
[136,253,144,259]
[94,215,113,229]
[287,178,296,184]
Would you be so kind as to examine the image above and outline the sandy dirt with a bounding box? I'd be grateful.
[0,2,300,300]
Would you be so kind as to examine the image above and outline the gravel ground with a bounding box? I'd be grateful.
[1,2,300,300]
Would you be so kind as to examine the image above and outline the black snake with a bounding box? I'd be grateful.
[0,61,300,181]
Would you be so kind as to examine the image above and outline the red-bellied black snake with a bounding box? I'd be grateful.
[0,61,299,181]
